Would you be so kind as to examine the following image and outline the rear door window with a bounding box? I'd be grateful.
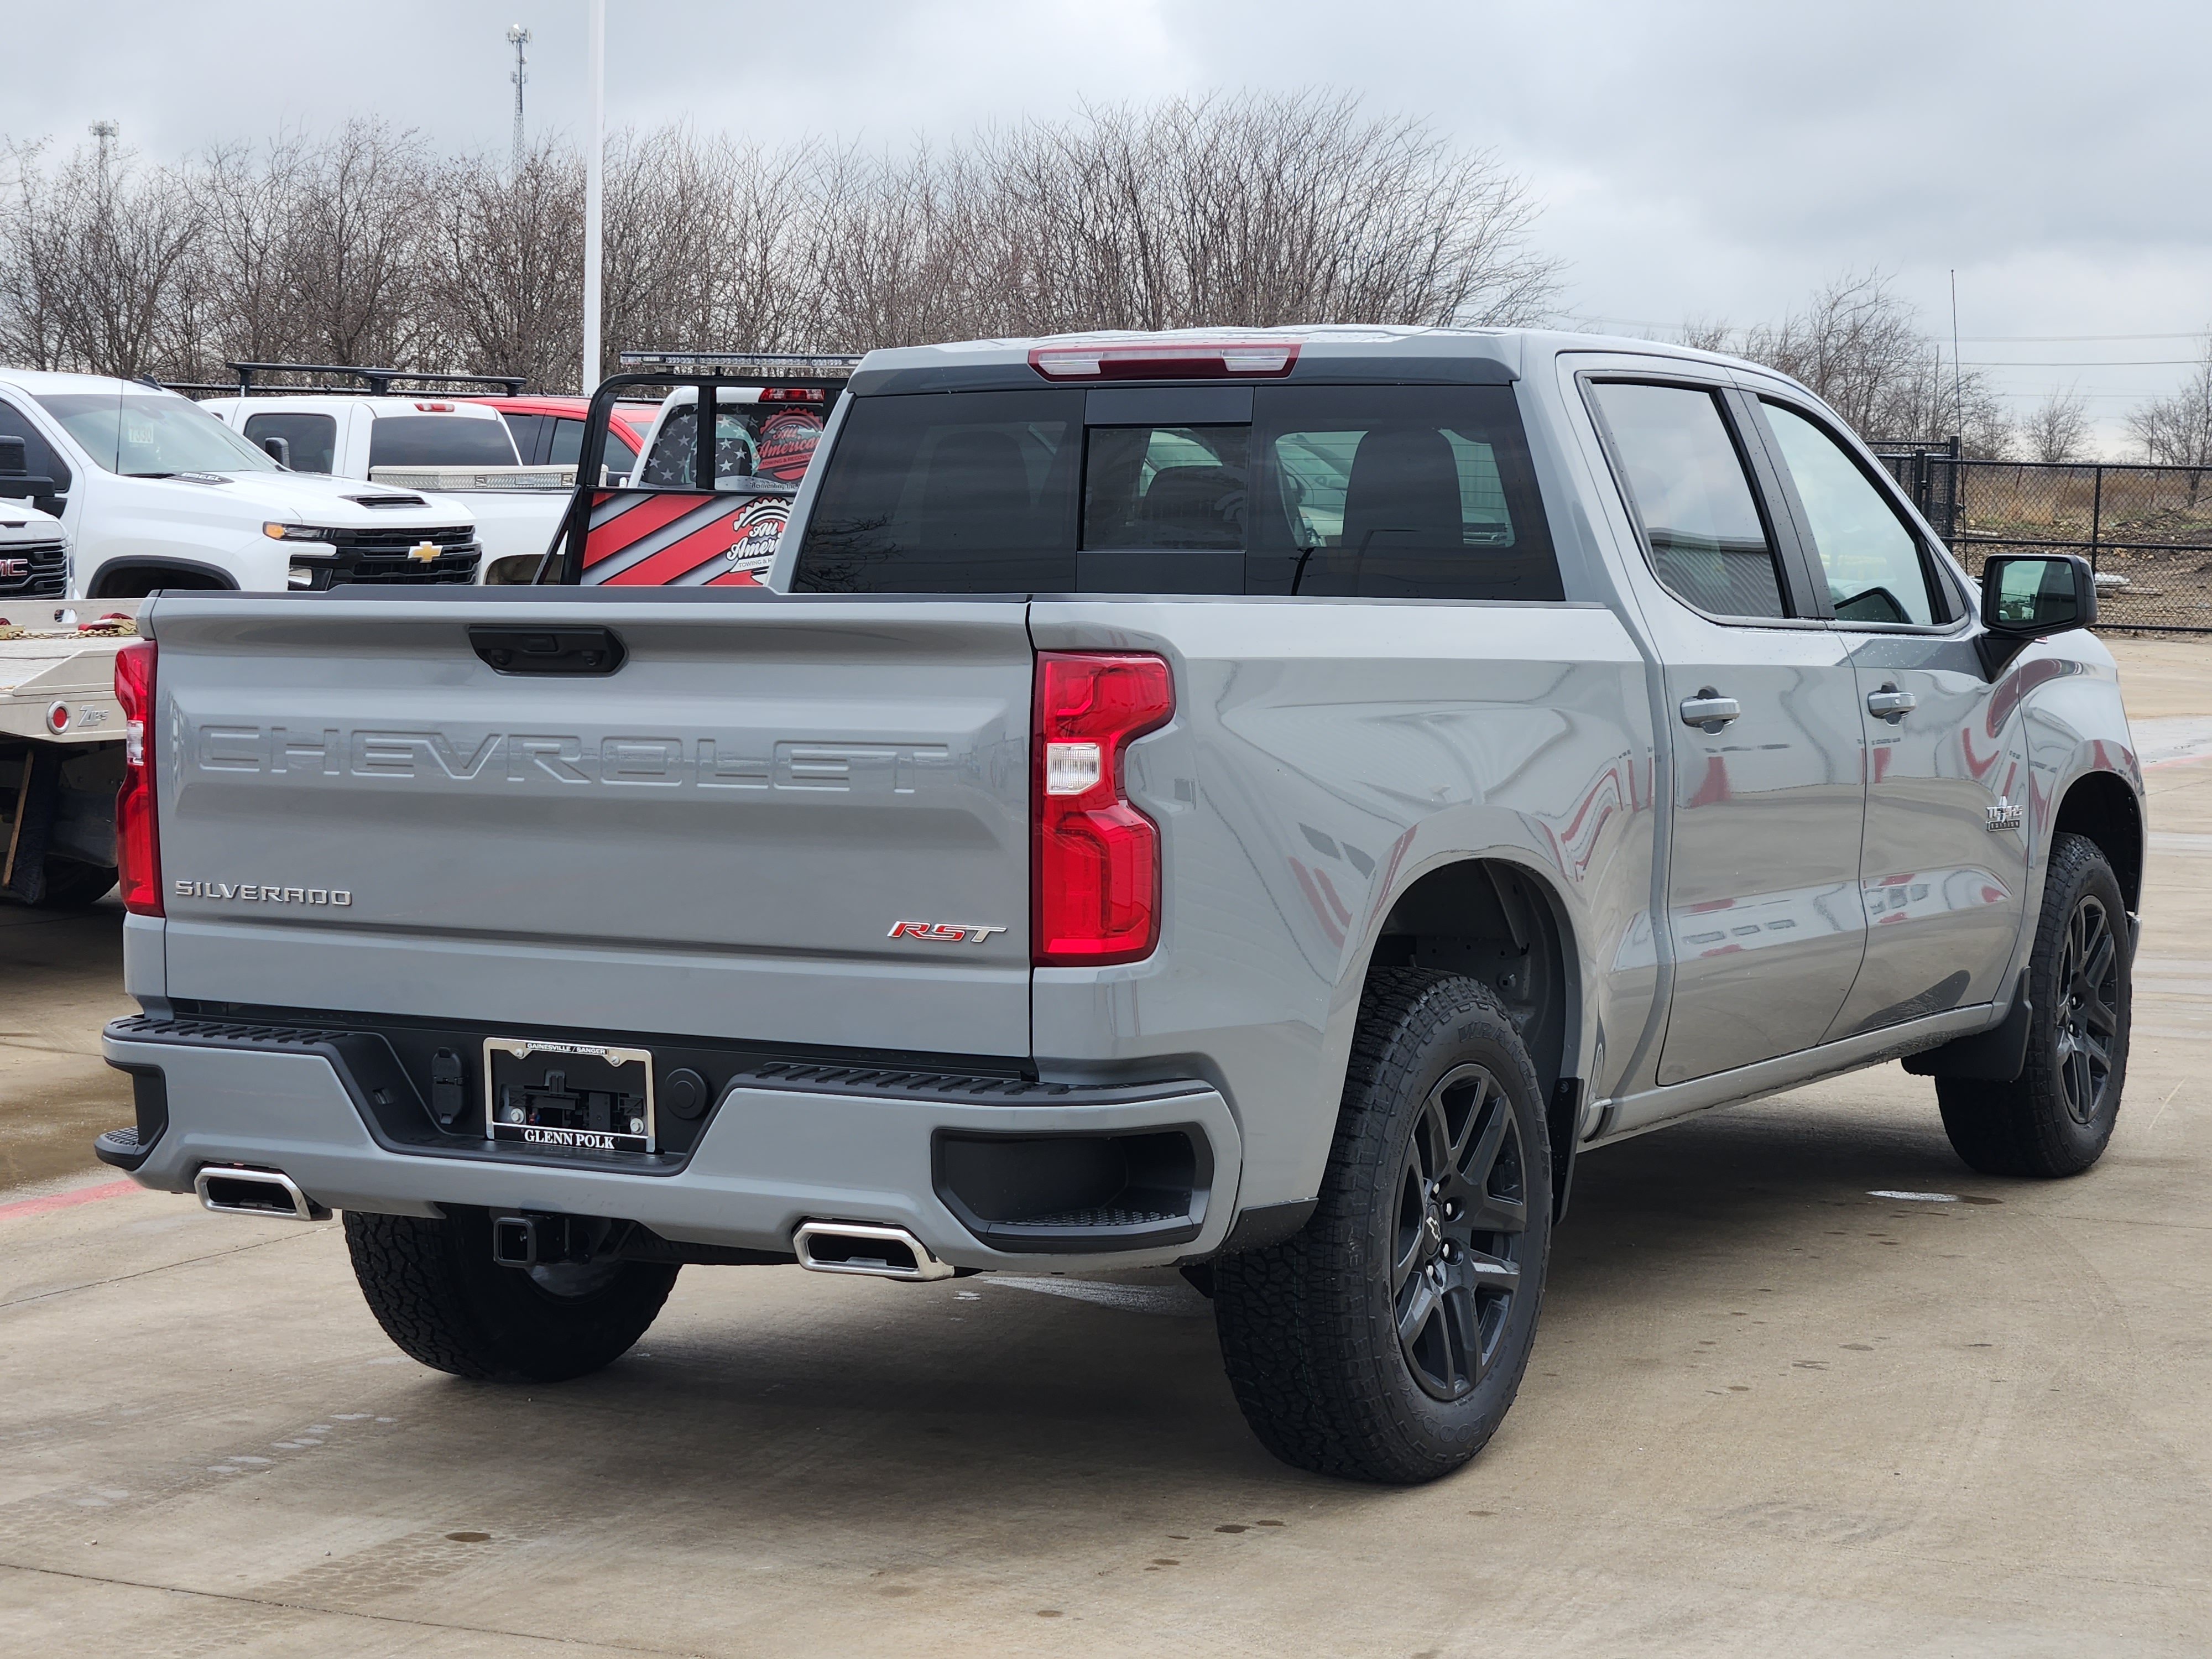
[366,415,519,468]
[1587,381,1791,619]
[243,411,338,473]
[500,412,550,465]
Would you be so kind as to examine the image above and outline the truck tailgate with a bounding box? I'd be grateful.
[147,594,1033,1056]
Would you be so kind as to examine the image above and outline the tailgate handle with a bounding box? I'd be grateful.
[469,625,627,676]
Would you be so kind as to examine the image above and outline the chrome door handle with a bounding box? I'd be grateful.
[1679,690,1741,732]
[1866,685,1917,723]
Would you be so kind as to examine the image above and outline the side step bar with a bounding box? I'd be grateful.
[194,1165,329,1222]
[794,1219,954,1282]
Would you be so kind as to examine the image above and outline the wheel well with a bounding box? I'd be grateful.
[2053,771,2142,911]
[87,558,236,599]
[1366,859,1573,1100]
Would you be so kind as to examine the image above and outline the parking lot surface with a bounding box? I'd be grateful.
[3,641,2208,1657]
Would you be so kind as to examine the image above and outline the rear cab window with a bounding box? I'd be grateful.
[366,415,520,469]
[792,383,1561,601]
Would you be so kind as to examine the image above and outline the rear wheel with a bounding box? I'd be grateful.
[343,1207,677,1383]
[1938,832,2131,1177]
[1212,970,1551,1483]
[29,859,117,908]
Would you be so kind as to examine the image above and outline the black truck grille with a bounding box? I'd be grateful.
[0,538,67,600]
[297,524,482,588]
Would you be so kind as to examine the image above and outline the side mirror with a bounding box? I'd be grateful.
[1983,552,2096,637]
[0,435,57,503]
[261,434,292,467]
[0,436,23,475]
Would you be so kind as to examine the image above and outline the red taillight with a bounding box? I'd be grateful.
[1027,336,1302,381]
[1033,652,1173,966]
[114,639,160,916]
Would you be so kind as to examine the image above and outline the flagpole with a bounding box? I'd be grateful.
[582,0,605,393]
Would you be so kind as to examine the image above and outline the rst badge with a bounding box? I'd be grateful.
[887,920,1008,945]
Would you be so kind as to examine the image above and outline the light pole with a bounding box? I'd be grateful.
[88,119,118,184]
[506,25,531,178]
[582,0,604,392]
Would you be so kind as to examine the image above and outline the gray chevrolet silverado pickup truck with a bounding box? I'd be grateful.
[97,327,2142,1484]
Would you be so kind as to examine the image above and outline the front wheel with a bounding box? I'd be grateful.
[1213,970,1552,1484]
[1938,832,2131,1177]
[343,1207,678,1383]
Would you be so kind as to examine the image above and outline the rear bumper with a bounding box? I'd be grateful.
[101,1020,1243,1271]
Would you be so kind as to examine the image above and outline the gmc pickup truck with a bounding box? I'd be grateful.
[96,327,2142,1485]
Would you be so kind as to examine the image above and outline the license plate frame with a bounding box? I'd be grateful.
[482,1037,656,1154]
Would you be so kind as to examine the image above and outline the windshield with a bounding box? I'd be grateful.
[34,393,281,477]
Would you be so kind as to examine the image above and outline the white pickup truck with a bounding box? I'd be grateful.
[0,370,483,597]
[0,502,134,905]
[197,390,564,583]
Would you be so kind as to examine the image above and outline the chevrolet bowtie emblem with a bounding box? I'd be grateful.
[407,541,441,563]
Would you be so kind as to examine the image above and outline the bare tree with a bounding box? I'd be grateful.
[2126,337,2212,467]
[434,140,584,390]
[0,136,199,378]
[2020,385,2092,464]
[1664,273,2010,454]
[0,92,1567,388]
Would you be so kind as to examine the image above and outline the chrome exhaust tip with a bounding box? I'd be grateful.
[194,1165,328,1222]
[793,1219,954,1281]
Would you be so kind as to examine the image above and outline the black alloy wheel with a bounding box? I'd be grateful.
[1938,832,2131,1178]
[1392,1062,1527,1401]
[1212,969,1552,1484]
[2053,890,2122,1126]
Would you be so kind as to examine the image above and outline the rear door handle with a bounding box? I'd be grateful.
[1679,690,1741,732]
[1866,685,1917,723]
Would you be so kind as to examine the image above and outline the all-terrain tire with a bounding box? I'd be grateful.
[1212,969,1552,1484]
[343,1207,678,1383]
[32,859,118,908]
[1938,832,2131,1178]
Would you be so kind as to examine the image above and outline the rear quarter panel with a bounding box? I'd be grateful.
[1028,597,1658,1212]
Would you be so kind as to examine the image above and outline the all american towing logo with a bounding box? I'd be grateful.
[721,497,789,581]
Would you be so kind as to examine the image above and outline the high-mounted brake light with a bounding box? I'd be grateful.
[113,639,160,916]
[413,401,456,411]
[1033,653,1174,966]
[1027,338,1302,382]
[754,385,826,402]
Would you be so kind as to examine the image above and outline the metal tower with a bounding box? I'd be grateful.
[506,25,531,175]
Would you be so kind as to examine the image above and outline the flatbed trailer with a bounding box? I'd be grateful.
[0,601,137,906]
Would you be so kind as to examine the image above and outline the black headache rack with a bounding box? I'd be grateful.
[539,351,862,585]
[161,362,529,399]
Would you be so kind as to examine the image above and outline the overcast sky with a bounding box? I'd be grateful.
[13,0,2208,451]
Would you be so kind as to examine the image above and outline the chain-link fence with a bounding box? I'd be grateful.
[1874,441,2212,633]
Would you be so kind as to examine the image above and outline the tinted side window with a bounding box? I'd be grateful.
[0,398,74,505]
[243,411,337,473]
[1253,385,1559,601]
[501,412,549,464]
[366,415,518,468]
[1589,382,1788,619]
[1761,401,1938,625]
[793,390,1081,593]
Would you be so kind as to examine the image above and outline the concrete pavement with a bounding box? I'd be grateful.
[2,640,2207,1657]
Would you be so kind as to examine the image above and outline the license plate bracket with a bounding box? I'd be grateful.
[483,1039,655,1154]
